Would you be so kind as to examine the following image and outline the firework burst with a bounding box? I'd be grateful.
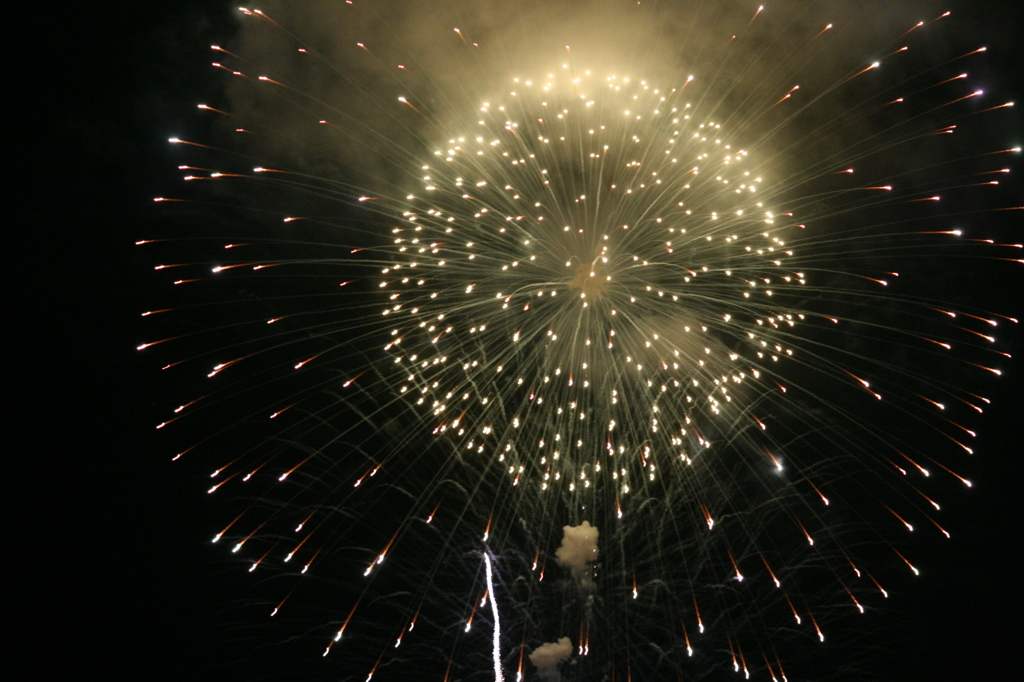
[387,70,791,492]
[144,1,1019,679]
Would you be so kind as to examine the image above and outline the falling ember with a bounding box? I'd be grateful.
[892,547,921,576]
[760,554,781,588]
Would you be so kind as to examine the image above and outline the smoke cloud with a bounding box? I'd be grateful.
[556,520,599,589]
[529,636,573,681]
[216,0,949,195]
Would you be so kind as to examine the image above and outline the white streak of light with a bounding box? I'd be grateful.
[484,552,504,682]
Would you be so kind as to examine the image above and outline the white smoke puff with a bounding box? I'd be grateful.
[555,520,599,589]
[529,636,573,682]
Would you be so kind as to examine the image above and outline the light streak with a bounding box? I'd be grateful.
[483,552,504,682]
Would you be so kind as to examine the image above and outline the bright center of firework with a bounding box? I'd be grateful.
[381,72,798,493]
[568,261,609,300]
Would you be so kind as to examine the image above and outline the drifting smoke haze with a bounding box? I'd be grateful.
[222,0,941,186]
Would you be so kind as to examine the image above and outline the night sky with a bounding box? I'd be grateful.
[31,1,1021,680]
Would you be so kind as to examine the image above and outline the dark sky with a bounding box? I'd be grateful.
[30,1,1021,680]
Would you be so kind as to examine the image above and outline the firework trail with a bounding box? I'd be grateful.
[143,1,1019,679]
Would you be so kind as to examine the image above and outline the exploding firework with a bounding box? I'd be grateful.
[143,1,1020,679]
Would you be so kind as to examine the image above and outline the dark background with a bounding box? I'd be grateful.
[26,1,1021,679]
